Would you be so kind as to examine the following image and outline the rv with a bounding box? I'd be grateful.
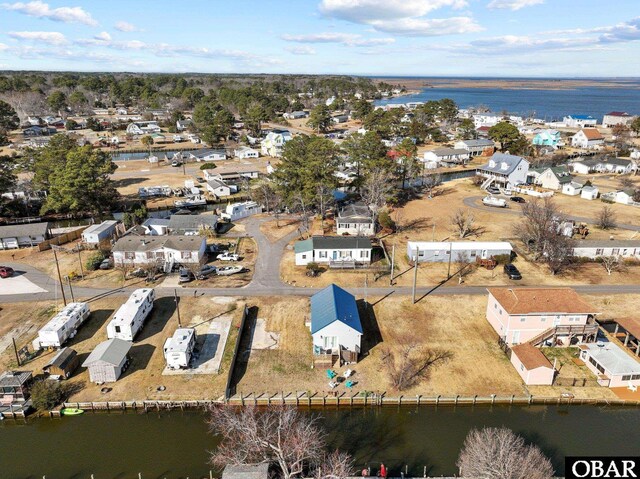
[482,196,507,208]
[106,289,155,341]
[220,201,262,222]
[163,328,197,369]
[32,303,91,350]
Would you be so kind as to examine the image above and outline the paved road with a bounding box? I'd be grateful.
[463,196,640,232]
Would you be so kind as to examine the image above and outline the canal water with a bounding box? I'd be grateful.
[1,405,639,478]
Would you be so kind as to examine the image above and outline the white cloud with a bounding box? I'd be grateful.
[487,0,544,10]
[94,31,111,42]
[1,1,97,26]
[7,30,67,45]
[285,45,317,55]
[318,0,480,37]
[0,43,8,51]
[319,0,467,22]
[281,32,395,46]
[114,21,139,32]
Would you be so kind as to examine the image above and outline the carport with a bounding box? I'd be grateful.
[613,317,640,356]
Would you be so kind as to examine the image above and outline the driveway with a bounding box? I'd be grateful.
[0,273,47,295]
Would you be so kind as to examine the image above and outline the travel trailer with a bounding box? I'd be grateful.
[163,328,197,369]
[32,303,91,350]
[106,289,155,341]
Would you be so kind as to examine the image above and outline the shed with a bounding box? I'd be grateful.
[310,284,362,361]
[222,464,269,479]
[510,343,555,385]
[43,347,79,379]
[81,220,118,244]
[82,338,132,383]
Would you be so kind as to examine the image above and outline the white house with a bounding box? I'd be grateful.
[212,166,260,183]
[310,284,362,362]
[580,185,599,200]
[125,121,161,135]
[563,115,597,128]
[571,129,604,149]
[206,178,236,197]
[336,203,375,236]
[283,111,308,120]
[572,240,640,260]
[0,222,50,250]
[233,146,259,159]
[188,149,227,162]
[532,167,574,191]
[454,139,495,157]
[477,153,530,188]
[112,236,206,268]
[407,241,513,263]
[81,220,118,245]
[561,181,583,196]
[294,236,372,266]
[164,328,197,369]
[260,130,292,157]
[472,114,502,129]
[602,111,635,128]
[423,147,469,167]
[220,201,262,221]
[591,158,637,175]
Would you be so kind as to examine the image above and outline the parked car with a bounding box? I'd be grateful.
[131,268,147,278]
[486,186,501,195]
[217,252,239,261]
[0,266,15,278]
[171,160,182,167]
[503,263,522,280]
[510,196,526,203]
[196,264,217,279]
[173,135,184,142]
[99,258,114,270]
[178,268,194,283]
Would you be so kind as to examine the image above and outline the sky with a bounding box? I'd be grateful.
[0,0,639,76]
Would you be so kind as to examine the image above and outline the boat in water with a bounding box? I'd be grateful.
[174,195,207,208]
[60,408,84,416]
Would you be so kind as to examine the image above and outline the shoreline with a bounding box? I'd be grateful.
[373,77,640,91]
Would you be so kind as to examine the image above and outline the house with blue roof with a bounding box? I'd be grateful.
[310,284,362,363]
[563,115,597,128]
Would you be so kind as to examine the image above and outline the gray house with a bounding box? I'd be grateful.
[82,338,132,383]
[0,222,50,249]
[167,214,218,235]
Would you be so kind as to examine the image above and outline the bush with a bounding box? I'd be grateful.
[30,380,66,411]
[306,262,321,273]
[378,210,396,231]
[492,254,512,265]
[86,250,107,271]
[200,163,217,170]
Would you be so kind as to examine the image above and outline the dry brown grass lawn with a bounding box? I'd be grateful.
[259,218,302,243]
[0,296,246,402]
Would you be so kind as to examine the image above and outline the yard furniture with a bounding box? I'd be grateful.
[345,380,355,389]
[344,369,353,378]
[327,369,337,379]
[328,381,338,389]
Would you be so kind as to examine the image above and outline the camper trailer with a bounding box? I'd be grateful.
[32,303,91,350]
[106,289,155,341]
[220,201,262,222]
[163,328,197,369]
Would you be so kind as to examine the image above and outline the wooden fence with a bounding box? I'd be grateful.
[224,305,250,400]
[553,377,601,388]
[38,227,87,251]
[58,393,640,414]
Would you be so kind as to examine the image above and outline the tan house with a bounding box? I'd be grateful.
[510,343,555,385]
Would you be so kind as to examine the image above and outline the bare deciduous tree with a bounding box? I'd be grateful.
[514,198,575,275]
[361,168,395,218]
[450,208,475,239]
[382,333,452,391]
[312,451,355,479]
[455,251,474,284]
[422,173,442,199]
[597,205,617,230]
[208,406,334,479]
[599,255,626,276]
[457,427,554,479]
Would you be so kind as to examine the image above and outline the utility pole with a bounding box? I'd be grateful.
[52,247,67,306]
[77,249,84,278]
[432,223,436,242]
[12,338,20,366]
[412,248,419,304]
[174,289,182,327]
[66,276,75,302]
[390,244,395,286]
[447,242,453,279]
[364,273,368,305]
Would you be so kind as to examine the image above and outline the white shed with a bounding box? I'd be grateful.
[581,185,599,200]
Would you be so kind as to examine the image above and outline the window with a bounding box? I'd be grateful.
[541,316,547,322]
[318,251,327,258]
[596,249,604,255]
[520,364,524,371]
[612,249,620,255]
[181,251,192,259]
[115,326,121,333]
[520,317,526,322]
[125,252,135,260]
[494,303,497,309]
[301,254,306,259]
[622,375,632,381]
[360,250,369,258]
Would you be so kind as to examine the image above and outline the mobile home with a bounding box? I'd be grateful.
[220,201,262,221]
[81,220,118,244]
[163,328,197,369]
[407,241,513,263]
[32,303,91,350]
[106,289,155,341]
